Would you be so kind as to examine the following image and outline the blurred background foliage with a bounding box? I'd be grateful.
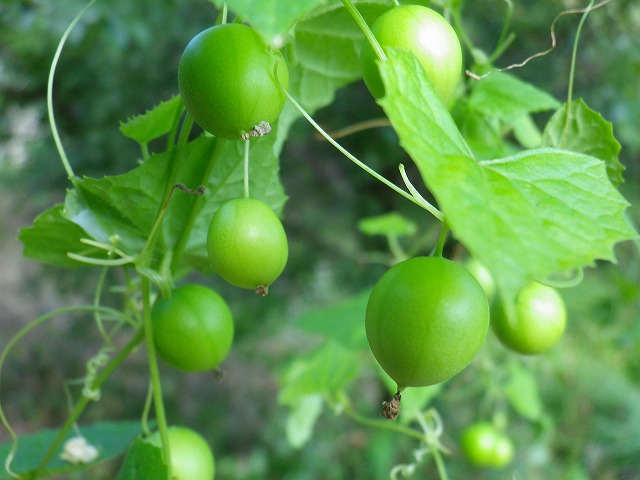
[0,0,639,478]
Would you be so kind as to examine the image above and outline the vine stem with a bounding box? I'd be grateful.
[170,137,225,272]
[141,277,171,479]
[280,86,440,217]
[561,0,595,146]
[0,306,135,477]
[0,313,143,478]
[47,0,99,179]
[339,396,425,441]
[434,222,449,257]
[139,113,195,264]
[341,0,386,62]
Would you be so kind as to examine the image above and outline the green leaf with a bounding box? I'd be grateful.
[0,421,143,479]
[285,394,324,449]
[19,204,108,268]
[279,341,360,404]
[503,361,543,421]
[295,291,370,349]
[378,49,637,300]
[468,71,560,121]
[542,98,624,186]
[212,0,323,44]
[358,212,417,237]
[290,1,389,111]
[119,96,183,145]
[116,436,167,480]
[512,114,543,149]
[61,132,286,273]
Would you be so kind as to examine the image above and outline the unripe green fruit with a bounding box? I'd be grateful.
[365,256,489,388]
[178,23,289,140]
[207,198,288,295]
[151,284,234,372]
[360,5,462,104]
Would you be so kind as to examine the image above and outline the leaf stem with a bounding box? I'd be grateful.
[170,138,225,272]
[434,222,449,257]
[47,0,100,179]
[562,0,595,145]
[280,85,439,216]
[338,396,425,442]
[141,277,171,479]
[341,0,386,62]
[139,114,194,264]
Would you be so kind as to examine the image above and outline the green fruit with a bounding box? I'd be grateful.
[463,258,497,303]
[492,281,567,355]
[148,426,215,480]
[178,23,289,140]
[365,256,489,388]
[151,285,233,371]
[360,5,462,104]
[461,422,514,468]
[207,197,288,295]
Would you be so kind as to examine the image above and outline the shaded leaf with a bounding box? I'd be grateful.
[358,212,417,237]
[0,421,143,479]
[285,394,324,449]
[60,132,286,274]
[116,436,167,480]
[212,0,323,44]
[542,98,624,186]
[279,341,360,404]
[295,291,370,349]
[468,71,560,121]
[119,96,183,145]
[19,204,107,268]
[503,361,543,421]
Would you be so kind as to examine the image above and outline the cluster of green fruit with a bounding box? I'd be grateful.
[148,22,292,478]
[151,5,568,476]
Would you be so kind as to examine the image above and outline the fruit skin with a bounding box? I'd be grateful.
[151,284,233,371]
[461,422,514,468]
[178,23,289,140]
[360,5,462,104]
[491,281,567,355]
[148,426,215,480]
[207,197,288,293]
[365,256,489,388]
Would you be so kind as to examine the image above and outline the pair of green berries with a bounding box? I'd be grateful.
[151,197,288,373]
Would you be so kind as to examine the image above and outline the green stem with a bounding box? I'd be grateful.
[141,277,171,479]
[139,114,195,264]
[281,86,437,215]
[170,137,225,272]
[30,325,144,478]
[450,7,475,58]
[561,0,595,145]
[337,394,424,441]
[243,139,250,198]
[48,0,99,179]
[434,222,449,257]
[429,443,449,480]
[341,0,386,62]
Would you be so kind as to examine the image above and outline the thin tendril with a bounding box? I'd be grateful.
[47,0,100,179]
[466,0,613,81]
[562,0,596,145]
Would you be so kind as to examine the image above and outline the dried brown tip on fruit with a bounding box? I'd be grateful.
[241,121,272,140]
[256,285,269,297]
[381,391,402,420]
